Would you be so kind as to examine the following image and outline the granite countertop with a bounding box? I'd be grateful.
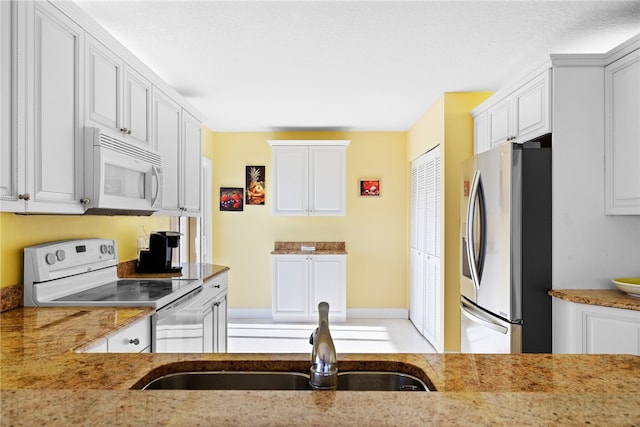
[271,241,347,255]
[1,306,640,425]
[549,289,640,311]
[120,262,229,282]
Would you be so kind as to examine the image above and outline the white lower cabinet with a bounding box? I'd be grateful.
[203,272,228,353]
[272,255,346,322]
[83,317,151,353]
[553,298,640,355]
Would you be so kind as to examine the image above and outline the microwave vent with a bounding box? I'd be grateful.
[98,132,162,166]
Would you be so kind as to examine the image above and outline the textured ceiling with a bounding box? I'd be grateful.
[74,1,640,131]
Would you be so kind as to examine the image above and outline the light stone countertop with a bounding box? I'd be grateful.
[549,289,640,311]
[271,241,348,255]
[1,306,640,425]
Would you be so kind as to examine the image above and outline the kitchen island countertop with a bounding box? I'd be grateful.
[549,289,640,311]
[1,306,639,425]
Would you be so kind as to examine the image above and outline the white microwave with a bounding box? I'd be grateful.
[82,127,162,215]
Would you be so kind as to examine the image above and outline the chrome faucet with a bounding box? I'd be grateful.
[309,301,338,389]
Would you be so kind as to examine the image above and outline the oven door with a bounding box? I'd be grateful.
[153,287,212,353]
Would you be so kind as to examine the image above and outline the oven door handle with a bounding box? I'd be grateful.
[157,287,203,318]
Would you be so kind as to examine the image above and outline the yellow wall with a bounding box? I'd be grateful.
[211,131,408,310]
[0,213,170,287]
[407,92,492,352]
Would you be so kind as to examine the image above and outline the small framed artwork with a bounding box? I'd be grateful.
[245,166,265,205]
[359,179,381,197]
[220,187,244,211]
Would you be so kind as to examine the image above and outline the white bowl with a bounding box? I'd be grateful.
[612,278,640,298]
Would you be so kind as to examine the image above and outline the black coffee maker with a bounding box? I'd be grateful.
[137,231,183,273]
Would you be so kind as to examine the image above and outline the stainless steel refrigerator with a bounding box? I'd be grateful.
[460,135,552,353]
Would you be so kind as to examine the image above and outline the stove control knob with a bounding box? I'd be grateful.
[55,249,66,262]
[100,244,108,254]
[107,245,115,255]
[45,253,56,265]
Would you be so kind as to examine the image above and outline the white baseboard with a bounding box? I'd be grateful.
[346,308,408,319]
[228,308,408,320]
[228,308,271,319]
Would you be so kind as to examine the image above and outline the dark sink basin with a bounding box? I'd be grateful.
[141,371,430,391]
[337,371,428,391]
[142,371,312,390]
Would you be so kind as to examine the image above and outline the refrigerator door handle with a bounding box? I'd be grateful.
[460,301,508,335]
[465,170,485,289]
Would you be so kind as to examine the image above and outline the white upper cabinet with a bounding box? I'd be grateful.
[86,35,122,132]
[153,89,182,213]
[474,69,552,153]
[181,110,202,214]
[514,70,552,143]
[1,1,85,213]
[153,88,201,216]
[0,0,16,207]
[85,35,152,147]
[123,66,152,147]
[268,140,350,216]
[2,0,206,215]
[605,49,640,215]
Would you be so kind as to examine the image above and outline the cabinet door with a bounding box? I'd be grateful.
[153,89,182,213]
[409,248,425,334]
[203,305,213,353]
[514,69,551,142]
[272,256,309,320]
[123,66,152,147]
[213,294,228,353]
[86,35,122,132]
[181,110,202,214]
[581,305,640,355]
[0,0,22,210]
[309,146,346,216]
[605,50,640,215]
[423,254,441,352]
[272,146,308,215]
[488,97,513,148]
[473,111,490,154]
[27,2,84,213]
[309,255,346,321]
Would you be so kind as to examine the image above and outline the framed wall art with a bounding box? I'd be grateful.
[245,166,265,205]
[359,179,380,197]
[220,187,244,211]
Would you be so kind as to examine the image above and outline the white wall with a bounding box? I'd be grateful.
[552,66,640,289]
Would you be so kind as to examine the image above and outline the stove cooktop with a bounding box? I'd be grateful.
[53,278,201,309]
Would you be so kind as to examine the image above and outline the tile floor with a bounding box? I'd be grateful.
[227,318,437,353]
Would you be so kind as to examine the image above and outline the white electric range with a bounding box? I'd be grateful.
[23,239,211,353]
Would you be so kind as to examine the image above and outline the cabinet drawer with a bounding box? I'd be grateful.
[203,272,228,301]
[107,317,151,353]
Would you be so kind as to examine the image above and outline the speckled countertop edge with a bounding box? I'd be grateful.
[271,241,347,255]
[549,289,640,311]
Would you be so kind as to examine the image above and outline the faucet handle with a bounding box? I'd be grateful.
[309,328,317,345]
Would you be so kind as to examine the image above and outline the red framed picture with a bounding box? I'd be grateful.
[359,179,380,197]
[220,187,244,211]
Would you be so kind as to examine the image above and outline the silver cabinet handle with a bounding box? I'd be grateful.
[18,193,31,201]
[129,338,140,346]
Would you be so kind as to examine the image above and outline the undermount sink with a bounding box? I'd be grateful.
[141,371,431,392]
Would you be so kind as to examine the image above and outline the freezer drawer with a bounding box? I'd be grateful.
[460,298,522,354]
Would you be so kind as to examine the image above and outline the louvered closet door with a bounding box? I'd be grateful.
[409,146,442,352]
